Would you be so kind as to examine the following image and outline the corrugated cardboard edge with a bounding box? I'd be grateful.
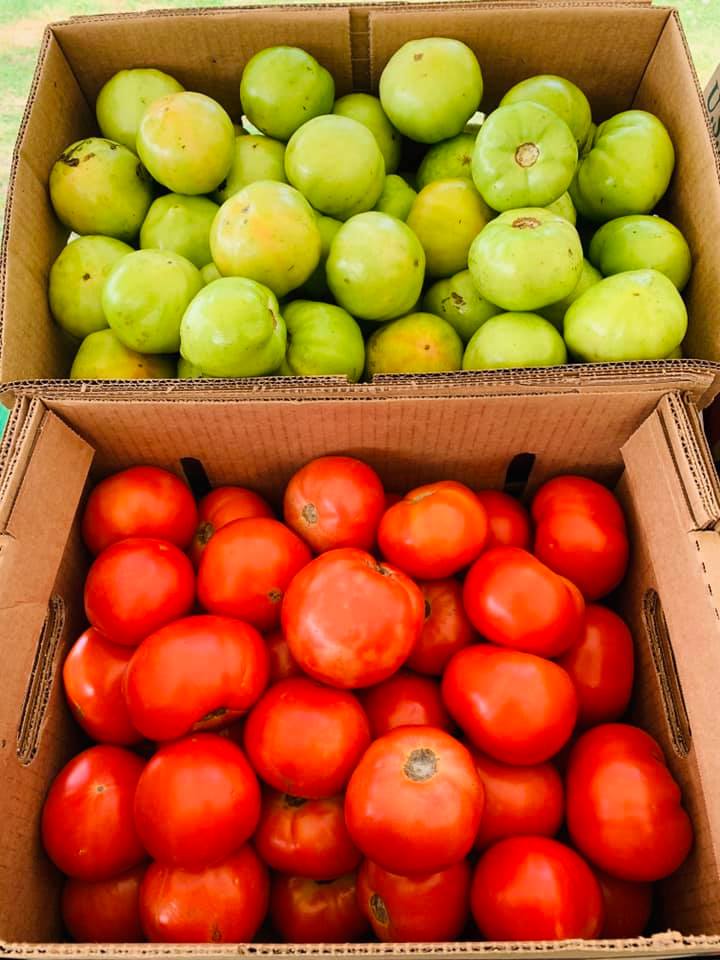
[705,61,720,154]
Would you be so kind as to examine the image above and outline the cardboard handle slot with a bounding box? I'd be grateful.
[180,457,212,500]
[503,452,536,498]
[643,589,692,759]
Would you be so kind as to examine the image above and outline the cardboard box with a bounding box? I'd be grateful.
[705,61,720,153]
[1,3,720,392]
[2,384,720,957]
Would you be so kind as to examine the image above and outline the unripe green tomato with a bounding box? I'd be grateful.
[214,135,287,204]
[463,312,567,369]
[423,269,501,342]
[280,300,365,381]
[96,68,184,151]
[416,133,477,190]
[70,329,176,379]
[333,93,401,174]
[140,194,219,269]
[366,312,463,375]
[588,215,691,291]
[500,74,592,149]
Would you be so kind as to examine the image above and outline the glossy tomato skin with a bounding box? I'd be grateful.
[82,466,198,556]
[557,605,634,727]
[191,486,274,566]
[442,645,578,765]
[270,873,368,943]
[407,578,476,676]
[470,836,604,941]
[265,629,302,683]
[472,751,564,850]
[462,547,584,657]
[197,518,311,631]
[361,670,452,738]
[42,745,146,881]
[124,614,268,741]
[566,724,693,882]
[140,845,269,943]
[255,790,361,879]
[244,677,371,799]
[596,870,653,938]
[357,858,470,942]
[531,476,626,530]
[84,538,195,647]
[378,480,488,579]
[282,548,424,688]
[345,725,483,875]
[283,455,385,553]
[63,627,140,745]
[62,865,146,942]
[476,490,531,550]
[134,733,261,869]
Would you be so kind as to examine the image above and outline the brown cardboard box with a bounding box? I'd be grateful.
[706,61,720,153]
[2,384,720,957]
[1,2,720,393]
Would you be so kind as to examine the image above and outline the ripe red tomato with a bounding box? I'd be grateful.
[140,845,269,943]
[557,605,634,727]
[265,628,301,683]
[191,485,274,566]
[82,466,198,556]
[124,614,268,741]
[244,677,370,799]
[472,751,563,850]
[84,538,195,647]
[566,723,693,882]
[282,548,424,688]
[62,865,146,942]
[442,645,577,765]
[378,480,488,579]
[361,670,452,738]
[197,518,311,631]
[476,490,531,550]
[470,836,604,941]
[406,578,475,675]
[596,870,653,938]
[270,873,368,943]
[357,858,470,942]
[62,627,140,745]
[532,475,626,530]
[283,455,385,553]
[134,733,260,869]
[255,790,361,880]
[41,745,146,881]
[345,726,483,875]
[462,547,584,658]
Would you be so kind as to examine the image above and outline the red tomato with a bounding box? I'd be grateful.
[596,870,653,938]
[282,548,424,688]
[255,790,361,880]
[357,858,470,942]
[476,490,531,550]
[462,547,584,657]
[566,724,693,882]
[134,733,260,869]
[472,751,564,850]
[82,466,198,556]
[191,486,274,566]
[63,627,140,745]
[557,605,634,727]
[124,614,268,741]
[378,480,488,579]
[265,628,301,683]
[532,475,626,530]
[41,745,146,881]
[407,578,475,676]
[244,678,370,799]
[197,518,311,631]
[62,865,146,942]
[270,873,368,943]
[442,645,577,765]
[361,670,452,738]
[84,538,195,647]
[470,836,604,941]
[345,726,483,875]
[140,845,269,943]
[283,455,385,553]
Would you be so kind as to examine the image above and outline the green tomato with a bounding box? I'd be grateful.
[333,93,401,174]
[538,259,602,329]
[180,277,286,377]
[96,68,183,151]
[137,92,235,195]
[564,269,687,361]
[177,356,203,378]
[49,138,153,241]
[326,211,425,322]
[210,180,321,297]
[140,194,219,268]
[416,133,477,190]
[472,102,578,211]
[379,38,483,144]
[468,208,583,311]
[588,214,691,291]
[463,312,567,369]
[366,312,463,376]
[102,249,202,354]
[297,215,342,300]
[423,269,501,342]
[200,263,222,285]
[70,329,176,379]
[666,344,683,359]
[374,175,417,221]
[544,191,576,224]
[570,110,675,222]
[500,74,592,149]
[49,235,132,339]
[214,135,287,204]
[240,46,335,142]
[285,115,385,220]
[280,300,365,381]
